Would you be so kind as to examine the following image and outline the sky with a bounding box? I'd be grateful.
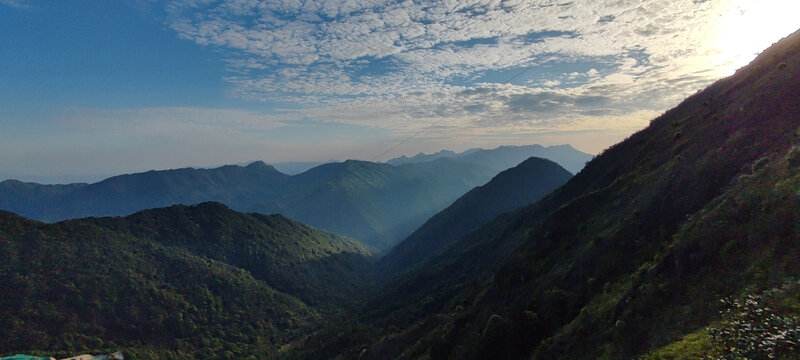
[1,0,799,182]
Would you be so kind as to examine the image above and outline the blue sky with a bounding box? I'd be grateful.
[1,0,799,182]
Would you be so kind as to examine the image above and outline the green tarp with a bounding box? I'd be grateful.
[0,355,53,360]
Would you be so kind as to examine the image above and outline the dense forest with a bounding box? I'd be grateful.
[0,203,375,359]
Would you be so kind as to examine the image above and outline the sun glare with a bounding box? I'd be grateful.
[714,0,800,75]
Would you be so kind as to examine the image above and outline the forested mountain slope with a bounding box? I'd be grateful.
[0,202,375,359]
[305,29,800,360]
[88,202,376,307]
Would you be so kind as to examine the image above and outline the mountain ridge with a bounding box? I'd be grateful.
[385,144,592,174]
[0,158,496,250]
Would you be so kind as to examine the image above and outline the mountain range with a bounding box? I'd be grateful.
[385,144,593,174]
[0,143,589,251]
[0,159,493,251]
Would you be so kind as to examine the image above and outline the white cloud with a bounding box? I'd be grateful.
[0,0,31,8]
[154,0,800,150]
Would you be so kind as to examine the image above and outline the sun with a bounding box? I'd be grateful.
[713,0,800,75]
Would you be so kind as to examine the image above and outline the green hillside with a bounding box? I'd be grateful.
[297,29,800,360]
[0,202,375,359]
[88,202,376,307]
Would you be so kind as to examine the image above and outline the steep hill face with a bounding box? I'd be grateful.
[0,159,494,251]
[0,203,375,358]
[352,30,800,359]
[376,157,572,278]
[386,144,593,174]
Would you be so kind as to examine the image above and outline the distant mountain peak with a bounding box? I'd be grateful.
[246,160,268,167]
[190,200,231,211]
[245,160,283,173]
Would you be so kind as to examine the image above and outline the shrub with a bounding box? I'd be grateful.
[706,285,800,360]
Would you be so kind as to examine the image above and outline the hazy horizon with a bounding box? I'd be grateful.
[0,143,587,184]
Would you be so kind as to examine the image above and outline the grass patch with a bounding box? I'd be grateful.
[641,329,713,360]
